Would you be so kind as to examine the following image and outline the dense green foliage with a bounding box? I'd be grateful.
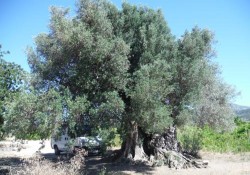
[26,0,176,138]
[178,126,203,156]
[178,118,250,154]
[3,89,63,139]
[202,118,250,152]
[97,127,122,152]
[3,87,91,139]
[171,28,235,129]
[1,0,237,157]
[0,45,27,138]
[25,0,235,137]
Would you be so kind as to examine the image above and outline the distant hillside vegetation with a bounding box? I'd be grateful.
[237,108,250,121]
[231,104,250,121]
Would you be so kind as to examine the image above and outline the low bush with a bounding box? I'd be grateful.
[97,128,122,148]
[178,126,203,156]
[202,118,250,152]
[178,118,250,153]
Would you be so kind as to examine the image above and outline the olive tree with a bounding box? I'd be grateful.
[27,0,235,167]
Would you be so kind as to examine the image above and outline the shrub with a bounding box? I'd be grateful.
[178,126,203,156]
[97,128,122,148]
[178,118,250,154]
[202,118,250,152]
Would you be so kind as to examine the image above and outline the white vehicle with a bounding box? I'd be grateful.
[51,128,70,155]
[51,127,102,155]
[74,136,103,155]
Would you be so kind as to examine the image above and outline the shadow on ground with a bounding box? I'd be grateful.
[84,156,155,175]
[41,152,155,175]
[0,157,23,175]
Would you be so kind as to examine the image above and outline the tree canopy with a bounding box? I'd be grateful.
[2,0,236,161]
[0,45,28,138]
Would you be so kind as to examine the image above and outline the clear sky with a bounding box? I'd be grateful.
[1,0,249,106]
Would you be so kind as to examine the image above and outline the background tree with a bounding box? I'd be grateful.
[0,45,27,138]
[192,76,235,130]
[168,28,236,130]
[3,89,63,139]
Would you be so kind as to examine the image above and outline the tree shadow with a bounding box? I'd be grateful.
[0,157,23,175]
[84,156,156,175]
[40,152,156,175]
[41,152,73,163]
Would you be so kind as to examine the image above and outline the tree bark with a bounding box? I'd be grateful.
[121,122,137,159]
[119,122,147,161]
[120,124,181,160]
[118,125,208,168]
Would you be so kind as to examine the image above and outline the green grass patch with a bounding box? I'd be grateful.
[178,118,250,153]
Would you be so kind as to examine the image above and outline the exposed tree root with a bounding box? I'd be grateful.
[117,126,209,169]
[152,149,208,169]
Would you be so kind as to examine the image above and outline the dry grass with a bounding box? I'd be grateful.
[10,152,85,175]
[0,140,86,175]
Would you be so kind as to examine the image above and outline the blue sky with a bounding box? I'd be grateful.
[0,0,249,106]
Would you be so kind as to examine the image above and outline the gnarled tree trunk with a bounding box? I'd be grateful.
[119,125,208,169]
[120,122,147,161]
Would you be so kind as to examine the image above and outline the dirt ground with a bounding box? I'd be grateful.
[0,140,250,175]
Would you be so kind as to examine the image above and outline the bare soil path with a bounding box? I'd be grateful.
[0,140,250,175]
